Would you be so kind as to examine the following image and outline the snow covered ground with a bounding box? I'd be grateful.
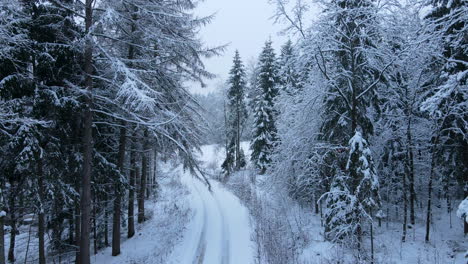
[169,169,255,264]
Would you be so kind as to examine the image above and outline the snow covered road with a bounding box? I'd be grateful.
[169,169,254,264]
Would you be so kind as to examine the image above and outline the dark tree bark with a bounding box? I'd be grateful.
[154,150,157,191]
[112,124,127,256]
[37,158,46,264]
[0,211,5,264]
[370,221,374,264]
[406,116,416,226]
[74,195,81,264]
[401,171,407,242]
[93,196,97,255]
[68,208,74,245]
[235,102,241,170]
[314,194,319,214]
[128,149,136,238]
[146,150,153,199]
[7,192,16,262]
[138,149,147,223]
[104,197,109,247]
[425,141,438,242]
[79,1,95,263]
[464,188,468,236]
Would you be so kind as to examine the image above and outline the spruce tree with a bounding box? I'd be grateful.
[222,50,248,175]
[312,0,385,250]
[317,0,383,146]
[278,40,301,94]
[324,130,381,251]
[250,40,279,174]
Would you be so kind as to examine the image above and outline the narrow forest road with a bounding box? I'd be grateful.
[169,147,254,264]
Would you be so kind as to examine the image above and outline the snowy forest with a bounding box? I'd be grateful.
[0,0,466,263]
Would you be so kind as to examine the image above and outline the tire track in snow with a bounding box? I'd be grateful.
[170,145,255,264]
[213,189,230,264]
[191,179,208,264]
[190,177,229,264]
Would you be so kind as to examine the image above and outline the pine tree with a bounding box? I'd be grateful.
[250,40,279,174]
[278,40,301,94]
[222,50,248,175]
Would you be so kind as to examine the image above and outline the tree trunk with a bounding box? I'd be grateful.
[464,188,468,236]
[80,1,94,263]
[314,194,319,214]
[112,124,126,256]
[138,150,147,223]
[93,196,97,255]
[75,196,81,264]
[7,193,16,263]
[38,158,46,264]
[425,144,438,242]
[103,194,109,247]
[370,222,374,264]
[407,116,416,226]
[152,149,157,196]
[128,149,136,238]
[68,208,74,245]
[147,151,153,199]
[222,96,230,178]
[402,171,407,242]
[236,103,241,170]
[0,212,5,264]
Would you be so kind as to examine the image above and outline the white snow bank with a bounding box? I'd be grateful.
[457,197,468,223]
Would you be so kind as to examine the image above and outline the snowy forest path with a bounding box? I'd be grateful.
[169,145,255,264]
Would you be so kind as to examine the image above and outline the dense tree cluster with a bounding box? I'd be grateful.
[0,0,217,263]
[243,0,467,260]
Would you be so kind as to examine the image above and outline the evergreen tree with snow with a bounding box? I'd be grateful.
[347,130,380,251]
[316,0,383,146]
[278,40,301,94]
[250,40,279,174]
[324,130,380,251]
[323,173,355,241]
[347,130,380,212]
[222,50,248,175]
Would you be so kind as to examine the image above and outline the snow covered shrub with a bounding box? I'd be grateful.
[322,173,355,242]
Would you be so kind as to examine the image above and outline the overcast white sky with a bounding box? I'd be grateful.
[189,0,288,95]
